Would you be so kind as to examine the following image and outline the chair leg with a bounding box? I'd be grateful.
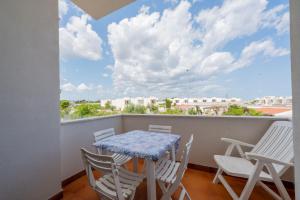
[214,144,234,184]
[171,145,176,161]
[239,162,264,200]
[266,164,291,200]
[179,183,191,200]
[213,168,223,184]
[159,181,174,200]
[129,189,136,200]
[161,192,173,200]
[258,181,283,200]
[273,179,291,200]
[158,180,168,193]
[218,174,239,200]
[133,157,138,173]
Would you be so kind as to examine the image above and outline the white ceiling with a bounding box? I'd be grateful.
[72,0,135,20]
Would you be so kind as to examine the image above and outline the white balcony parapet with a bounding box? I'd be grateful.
[60,114,292,184]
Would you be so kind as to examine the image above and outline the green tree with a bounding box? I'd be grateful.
[60,100,71,118]
[60,100,70,110]
[123,104,135,113]
[188,107,198,115]
[105,101,112,109]
[148,104,159,113]
[248,108,264,116]
[73,103,99,118]
[123,104,146,114]
[165,98,172,109]
[195,106,203,115]
[160,108,183,115]
[134,105,147,114]
[223,105,263,116]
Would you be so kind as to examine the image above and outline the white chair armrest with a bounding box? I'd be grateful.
[245,153,294,167]
[221,138,255,148]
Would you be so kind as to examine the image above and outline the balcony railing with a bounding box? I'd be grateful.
[60,114,293,183]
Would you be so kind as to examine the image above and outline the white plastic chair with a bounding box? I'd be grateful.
[94,128,132,166]
[213,121,294,200]
[149,124,172,133]
[81,148,144,200]
[148,124,176,161]
[156,134,194,200]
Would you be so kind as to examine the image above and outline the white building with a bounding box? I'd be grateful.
[100,97,158,110]
[253,96,292,106]
[100,97,242,111]
[171,97,241,105]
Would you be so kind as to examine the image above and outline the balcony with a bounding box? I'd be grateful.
[1,0,300,199]
[60,114,295,199]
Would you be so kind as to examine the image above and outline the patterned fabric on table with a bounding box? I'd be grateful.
[94,130,181,161]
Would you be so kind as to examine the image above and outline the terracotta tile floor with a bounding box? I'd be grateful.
[62,161,294,200]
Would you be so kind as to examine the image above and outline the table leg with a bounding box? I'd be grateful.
[146,159,156,200]
[133,157,138,173]
[171,145,176,161]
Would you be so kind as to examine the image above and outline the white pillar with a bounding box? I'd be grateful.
[290,0,300,198]
[0,0,61,199]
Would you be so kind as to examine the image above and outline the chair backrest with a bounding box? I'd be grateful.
[167,135,193,195]
[179,134,194,177]
[81,148,124,200]
[148,124,172,133]
[250,121,293,174]
[94,128,115,142]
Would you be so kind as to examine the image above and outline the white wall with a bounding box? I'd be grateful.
[60,115,123,180]
[290,0,300,198]
[0,0,61,199]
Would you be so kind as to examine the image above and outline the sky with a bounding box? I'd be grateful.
[59,0,291,101]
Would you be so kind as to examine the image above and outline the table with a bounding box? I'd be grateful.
[94,130,181,200]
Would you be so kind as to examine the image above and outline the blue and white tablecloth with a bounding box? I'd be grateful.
[93,130,181,161]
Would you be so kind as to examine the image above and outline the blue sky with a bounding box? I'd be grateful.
[59,0,291,101]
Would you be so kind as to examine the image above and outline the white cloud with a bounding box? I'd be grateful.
[77,83,92,92]
[232,39,289,72]
[196,0,267,53]
[139,5,150,14]
[196,52,235,76]
[107,0,289,97]
[59,14,103,61]
[261,4,290,35]
[275,12,290,35]
[164,0,179,4]
[197,39,289,74]
[192,0,203,4]
[105,65,114,71]
[61,82,77,92]
[61,82,92,92]
[241,39,288,58]
[60,82,114,99]
[102,73,109,78]
[59,0,68,18]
